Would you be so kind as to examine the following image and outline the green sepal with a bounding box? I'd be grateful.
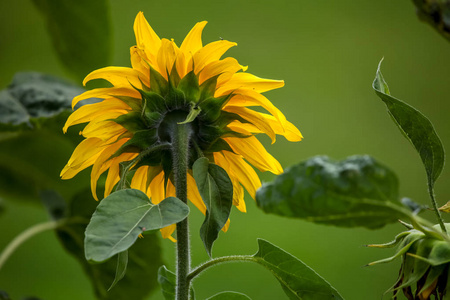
[178,104,202,125]
[193,157,233,257]
[167,82,187,110]
[178,70,200,103]
[113,96,142,112]
[85,190,189,262]
[199,95,232,123]
[111,112,147,133]
[157,266,196,300]
[107,250,128,291]
[140,90,167,113]
[168,63,181,88]
[204,138,234,154]
[110,129,158,159]
[214,111,249,128]
[199,74,220,103]
[149,65,168,96]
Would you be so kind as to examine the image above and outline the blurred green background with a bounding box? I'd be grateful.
[1,0,450,299]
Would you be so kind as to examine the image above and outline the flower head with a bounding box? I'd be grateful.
[61,12,302,240]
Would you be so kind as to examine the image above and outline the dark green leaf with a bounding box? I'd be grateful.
[0,290,11,300]
[207,291,251,299]
[0,72,84,129]
[108,251,128,291]
[158,266,195,300]
[57,188,164,300]
[32,0,112,81]
[85,189,189,262]
[253,239,344,300]
[193,157,233,257]
[256,155,407,229]
[40,190,67,220]
[373,60,445,190]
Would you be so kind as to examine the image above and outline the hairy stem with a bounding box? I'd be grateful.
[428,181,447,234]
[187,255,255,282]
[171,122,193,300]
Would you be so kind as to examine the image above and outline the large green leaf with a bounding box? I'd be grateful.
[157,266,195,300]
[207,292,251,299]
[57,188,164,300]
[32,0,112,81]
[256,155,407,229]
[0,72,89,202]
[85,189,189,262]
[373,60,445,190]
[193,157,233,257]
[253,239,344,300]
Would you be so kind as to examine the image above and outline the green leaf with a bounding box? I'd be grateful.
[256,155,407,229]
[193,157,233,257]
[85,189,189,262]
[157,266,195,300]
[373,60,445,190]
[57,188,164,300]
[253,239,344,300]
[108,251,128,291]
[32,0,111,81]
[207,291,251,300]
[0,72,90,203]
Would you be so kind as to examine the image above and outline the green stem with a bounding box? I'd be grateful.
[0,219,64,271]
[428,181,447,234]
[187,255,255,282]
[171,122,193,300]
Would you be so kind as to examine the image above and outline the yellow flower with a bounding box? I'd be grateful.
[61,12,302,241]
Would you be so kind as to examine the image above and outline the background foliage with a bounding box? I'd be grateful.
[1,0,450,299]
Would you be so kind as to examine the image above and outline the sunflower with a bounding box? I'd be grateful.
[61,12,302,241]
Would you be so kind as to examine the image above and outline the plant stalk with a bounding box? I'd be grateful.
[428,181,447,234]
[187,255,255,282]
[171,121,192,300]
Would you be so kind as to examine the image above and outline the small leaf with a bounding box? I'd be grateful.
[253,239,344,300]
[158,266,195,300]
[108,251,128,291]
[256,155,407,229]
[32,0,112,81]
[85,189,189,262]
[439,201,450,213]
[57,188,164,300]
[373,60,445,190]
[178,105,201,125]
[193,157,233,256]
[207,291,251,299]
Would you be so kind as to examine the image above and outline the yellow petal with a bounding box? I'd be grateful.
[223,106,276,144]
[226,89,287,131]
[104,152,137,198]
[81,118,127,140]
[180,21,207,56]
[213,152,246,212]
[90,139,130,200]
[130,46,151,79]
[187,173,206,214]
[133,12,161,64]
[83,66,147,88]
[221,151,261,200]
[198,57,243,85]
[149,170,165,204]
[192,40,237,74]
[160,224,177,241]
[215,73,284,96]
[63,98,130,133]
[156,39,178,79]
[224,136,283,174]
[72,87,141,109]
[130,166,149,192]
